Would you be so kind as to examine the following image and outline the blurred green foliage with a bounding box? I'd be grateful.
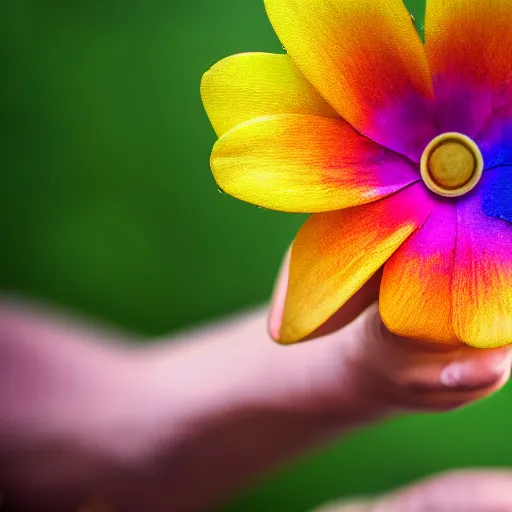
[1,0,297,334]
[2,0,511,510]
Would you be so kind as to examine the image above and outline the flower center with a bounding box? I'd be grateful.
[420,133,484,197]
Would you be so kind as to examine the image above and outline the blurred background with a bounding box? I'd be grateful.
[2,0,512,510]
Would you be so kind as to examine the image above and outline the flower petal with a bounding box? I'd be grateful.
[479,118,512,169]
[276,184,433,344]
[211,115,419,213]
[265,0,436,161]
[453,170,512,348]
[482,168,512,223]
[425,0,512,157]
[201,53,338,137]
[381,201,459,345]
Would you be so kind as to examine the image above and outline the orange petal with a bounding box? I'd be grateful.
[277,184,433,344]
[425,0,512,138]
[453,172,512,348]
[211,115,419,213]
[265,0,435,161]
[381,201,460,345]
[201,53,338,137]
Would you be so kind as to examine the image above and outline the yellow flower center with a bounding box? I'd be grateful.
[420,133,484,197]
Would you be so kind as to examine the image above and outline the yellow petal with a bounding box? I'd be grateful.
[277,184,433,343]
[265,0,435,161]
[425,0,512,140]
[381,201,460,345]
[201,53,338,137]
[211,115,419,213]
[453,172,512,348]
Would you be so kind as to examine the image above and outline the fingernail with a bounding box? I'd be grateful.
[441,349,512,388]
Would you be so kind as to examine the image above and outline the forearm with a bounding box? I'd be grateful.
[2,298,508,511]
[0,301,388,510]
[115,308,389,510]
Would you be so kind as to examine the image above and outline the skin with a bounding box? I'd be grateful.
[0,251,511,511]
[319,470,512,511]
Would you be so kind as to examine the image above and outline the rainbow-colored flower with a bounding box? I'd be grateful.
[201,0,512,348]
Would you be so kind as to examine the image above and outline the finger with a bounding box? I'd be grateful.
[315,470,512,511]
[381,469,512,511]
[340,305,512,411]
[268,247,383,342]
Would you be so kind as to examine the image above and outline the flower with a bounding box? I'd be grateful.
[201,0,512,348]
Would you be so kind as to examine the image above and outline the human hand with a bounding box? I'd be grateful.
[269,250,512,415]
[316,469,512,512]
[1,255,511,512]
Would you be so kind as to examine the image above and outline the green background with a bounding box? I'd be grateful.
[2,0,511,510]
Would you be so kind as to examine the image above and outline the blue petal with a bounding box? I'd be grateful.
[482,167,512,223]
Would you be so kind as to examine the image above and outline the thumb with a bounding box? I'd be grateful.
[269,248,512,412]
[345,305,512,412]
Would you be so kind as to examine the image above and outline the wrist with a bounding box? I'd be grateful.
[123,309,393,455]
[280,311,396,424]
[68,308,397,510]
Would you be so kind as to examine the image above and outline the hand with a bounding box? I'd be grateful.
[316,469,512,511]
[269,250,512,415]
[0,248,511,512]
